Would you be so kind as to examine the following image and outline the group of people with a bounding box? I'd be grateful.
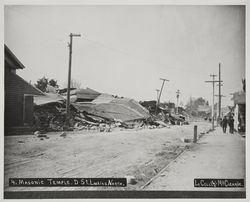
[221,115,234,134]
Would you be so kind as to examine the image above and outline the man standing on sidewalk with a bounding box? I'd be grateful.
[229,115,235,134]
[222,116,228,133]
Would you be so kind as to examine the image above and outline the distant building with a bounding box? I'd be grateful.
[231,91,245,132]
[4,45,44,133]
[197,105,211,117]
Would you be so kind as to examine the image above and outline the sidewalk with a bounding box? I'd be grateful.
[145,127,246,191]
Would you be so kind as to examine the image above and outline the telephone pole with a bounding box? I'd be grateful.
[215,94,226,120]
[176,89,180,114]
[156,89,160,101]
[205,74,220,130]
[218,63,223,119]
[189,96,193,116]
[157,78,169,105]
[155,89,160,115]
[66,33,81,128]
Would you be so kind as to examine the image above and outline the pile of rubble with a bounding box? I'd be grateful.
[33,101,149,132]
[140,100,189,126]
[33,92,189,133]
[34,103,62,131]
[34,102,109,132]
[33,103,173,133]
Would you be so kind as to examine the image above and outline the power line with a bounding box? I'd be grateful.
[85,38,201,76]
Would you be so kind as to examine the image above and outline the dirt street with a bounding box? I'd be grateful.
[4,121,211,191]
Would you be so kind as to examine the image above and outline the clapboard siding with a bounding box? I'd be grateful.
[4,68,43,127]
[5,69,24,126]
[4,45,44,129]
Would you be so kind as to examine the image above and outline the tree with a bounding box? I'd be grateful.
[185,97,208,116]
[48,79,59,88]
[35,76,48,92]
[193,97,207,108]
[35,77,59,92]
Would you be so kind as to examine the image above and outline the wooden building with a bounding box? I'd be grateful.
[231,91,245,132]
[4,45,44,133]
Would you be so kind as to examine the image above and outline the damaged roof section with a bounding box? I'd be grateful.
[61,87,101,102]
[72,95,150,122]
[34,93,65,106]
[34,88,151,128]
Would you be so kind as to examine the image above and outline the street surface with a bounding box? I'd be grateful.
[4,121,217,191]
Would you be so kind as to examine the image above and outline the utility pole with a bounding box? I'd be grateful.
[176,89,180,114]
[189,96,192,116]
[157,78,169,105]
[65,33,81,128]
[155,89,160,115]
[215,94,226,119]
[218,63,223,120]
[156,89,160,101]
[205,74,220,130]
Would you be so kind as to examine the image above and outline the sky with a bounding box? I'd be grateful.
[4,5,245,107]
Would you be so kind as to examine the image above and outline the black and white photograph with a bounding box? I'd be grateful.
[2,1,247,199]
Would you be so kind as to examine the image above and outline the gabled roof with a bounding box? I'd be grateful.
[4,44,25,70]
[7,72,45,96]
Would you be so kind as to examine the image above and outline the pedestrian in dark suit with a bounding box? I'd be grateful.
[222,116,227,133]
[229,116,234,134]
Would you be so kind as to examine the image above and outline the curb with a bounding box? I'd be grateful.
[140,148,186,189]
[141,126,212,189]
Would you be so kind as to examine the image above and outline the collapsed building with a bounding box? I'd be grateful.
[73,94,150,122]
[34,89,152,132]
[139,100,189,125]
[33,88,189,132]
